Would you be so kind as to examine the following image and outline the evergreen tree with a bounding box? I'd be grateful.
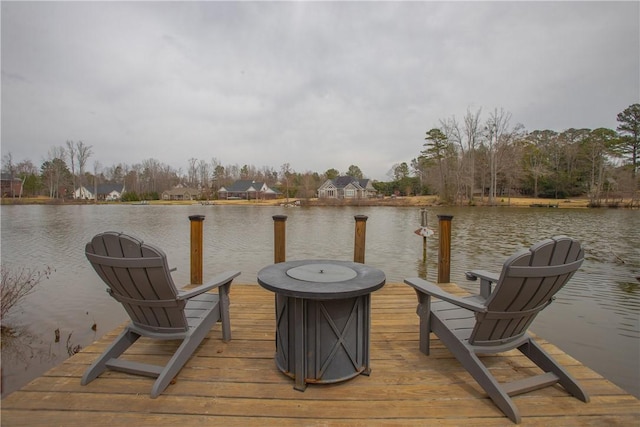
[615,103,640,177]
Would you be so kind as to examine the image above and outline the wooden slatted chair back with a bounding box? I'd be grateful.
[469,236,584,346]
[86,231,189,334]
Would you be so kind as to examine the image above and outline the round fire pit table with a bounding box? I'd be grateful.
[257,259,386,391]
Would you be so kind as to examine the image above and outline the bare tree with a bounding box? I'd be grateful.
[484,108,513,204]
[198,160,210,196]
[439,119,465,204]
[187,158,199,187]
[463,108,482,201]
[441,110,483,202]
[75,141,93,192]
[160,163,179,193]
[227,164,240,181]
[66,140,76,198]
[199,160,210,187]
[1,153,16,197]
[141,158,161,194]
[93,161,101,203]
[1,266,52,327]
[495,123,525,201]
[16,160,38,176]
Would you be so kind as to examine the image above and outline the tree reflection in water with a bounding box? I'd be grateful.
[1,323,84,397]
[2,325,53,395]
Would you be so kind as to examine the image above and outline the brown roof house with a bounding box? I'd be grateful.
[1,173,23,198]
[161,185,201,201]
[317,176,377,199]
[218,180,279,200]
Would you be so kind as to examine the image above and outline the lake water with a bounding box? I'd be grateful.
[1,204,638,398]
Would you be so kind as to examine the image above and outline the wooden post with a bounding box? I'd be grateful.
[437,215,453,284]
[189,214,205,285]
[273,215,287,263]
[420,208,428,262]
[354,215,368,264]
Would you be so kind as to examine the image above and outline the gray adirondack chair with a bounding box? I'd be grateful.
[82,231,240,398]
[404,235,589,424]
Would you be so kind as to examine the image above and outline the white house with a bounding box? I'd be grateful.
[74,184,125,201]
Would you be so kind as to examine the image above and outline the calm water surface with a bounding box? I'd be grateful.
[1,204,638,398]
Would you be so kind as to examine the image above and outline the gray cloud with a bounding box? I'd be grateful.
[2,1,638,180]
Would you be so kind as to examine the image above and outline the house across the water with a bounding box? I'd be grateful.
[317,176,377,199]
[218,180,279,200]
[74,184,125,201]
[1,173,23,197]
[161,185,201,201]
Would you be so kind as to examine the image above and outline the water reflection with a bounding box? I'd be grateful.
[1,325,55,366]
[1,316,94,396]
[0,204,638,399]
[1,324,55,394]
[415,257,428,280]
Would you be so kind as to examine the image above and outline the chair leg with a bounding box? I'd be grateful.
[415,291,431,355]
[519,339,590,403]
[219,282,232,342]
[150,336,199,398]
[81,327,140,385]
[150,308,219,398]
[461,350,521,424]
[432,318,521,424]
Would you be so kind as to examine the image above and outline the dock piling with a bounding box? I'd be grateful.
[189,215,205,285]
[354,215,368,263]
[437,215,453,283]
[273,215,288,263]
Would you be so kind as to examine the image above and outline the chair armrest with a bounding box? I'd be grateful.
[178,270,241,300]
[466,270,499,298]
[466,270,499,283]
[404,278,486,312]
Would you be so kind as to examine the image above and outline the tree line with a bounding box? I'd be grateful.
[412,104,638,206]
[384,104,638,206]
[0,144,366,201]
[2,104,638,205]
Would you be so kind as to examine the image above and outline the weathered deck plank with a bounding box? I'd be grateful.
[1,283,638,426]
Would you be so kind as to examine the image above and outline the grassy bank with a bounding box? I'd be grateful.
[1,195,595,208]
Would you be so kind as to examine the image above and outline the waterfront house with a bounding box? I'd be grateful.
[0,173,23,197]
[74,184,125,201]
[161,185,201,201]
[317,176,377,199]
[218,180,279,200]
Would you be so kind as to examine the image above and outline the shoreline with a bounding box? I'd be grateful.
[0,195,611,208]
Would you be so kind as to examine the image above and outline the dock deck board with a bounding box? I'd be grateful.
[2,283,638,426]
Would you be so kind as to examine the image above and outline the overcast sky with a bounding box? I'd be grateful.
[2,1,638,181]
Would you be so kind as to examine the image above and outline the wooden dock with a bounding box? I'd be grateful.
[1,283,638,426]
